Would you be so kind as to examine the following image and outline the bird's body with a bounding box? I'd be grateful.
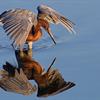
[26,30,42,42]
[0,5,75,50]
[26,19,49,42]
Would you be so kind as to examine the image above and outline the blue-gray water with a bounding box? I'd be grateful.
[0,0,100,100]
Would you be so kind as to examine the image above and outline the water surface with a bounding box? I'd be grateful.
[0,0,100,100]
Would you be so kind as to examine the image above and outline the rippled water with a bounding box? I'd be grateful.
[0,0,100,100]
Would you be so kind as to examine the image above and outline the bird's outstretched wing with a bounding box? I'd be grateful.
[37,68,75,97]
[0,9,37,48]
[37,5,76,34]
[0,68,37,95]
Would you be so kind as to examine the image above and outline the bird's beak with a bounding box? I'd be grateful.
[47,28,56,45]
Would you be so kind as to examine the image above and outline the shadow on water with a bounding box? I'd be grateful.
[0,49,75,97]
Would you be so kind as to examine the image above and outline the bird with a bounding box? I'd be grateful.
[2,50,75,96]
[0,4,76,50]
[2,59,75,97]
[15,50,76,97]
[0,68,37,95]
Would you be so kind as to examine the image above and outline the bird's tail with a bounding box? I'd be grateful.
[3,62,16,76]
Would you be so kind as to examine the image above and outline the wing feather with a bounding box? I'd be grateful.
[37,5,75,34]
[0,69,36,95]
[0,8,37,49]
[5,23,21,33]
[8,25,22,39]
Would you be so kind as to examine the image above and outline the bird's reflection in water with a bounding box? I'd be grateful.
[0,49,75,97]
[0,67,36,95]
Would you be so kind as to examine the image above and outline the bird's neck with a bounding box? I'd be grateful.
[27,19,49,42]
[38,19,49,30]
[34,73,49,87]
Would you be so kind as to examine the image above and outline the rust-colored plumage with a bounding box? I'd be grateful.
[15,50,44,79]
[0,4,75,50]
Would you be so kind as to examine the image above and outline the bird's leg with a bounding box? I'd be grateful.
[19,50,24,58]
[28,41,33,50]
[19,45,24,58]
[27,49,33,58]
